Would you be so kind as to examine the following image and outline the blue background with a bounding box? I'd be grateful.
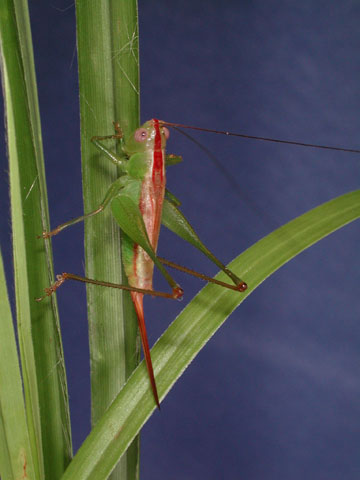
[1,1,360,479]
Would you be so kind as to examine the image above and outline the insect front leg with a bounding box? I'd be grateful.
[90,122,129,169]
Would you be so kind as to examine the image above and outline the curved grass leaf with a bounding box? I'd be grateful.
[61,190,360,480]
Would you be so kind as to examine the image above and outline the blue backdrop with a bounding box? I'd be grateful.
[1,1,360,479]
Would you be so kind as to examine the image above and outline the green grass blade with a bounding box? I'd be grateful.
[61,190,360,480]
[75,1,139,478]
[0,252,37,480]
[0,0,72,478]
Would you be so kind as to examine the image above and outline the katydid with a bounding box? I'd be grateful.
[37,118,247,409]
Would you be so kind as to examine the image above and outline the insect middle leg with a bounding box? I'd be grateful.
[39,178,124,238]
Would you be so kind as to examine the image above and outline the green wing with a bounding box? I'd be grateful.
[111,190,179,290]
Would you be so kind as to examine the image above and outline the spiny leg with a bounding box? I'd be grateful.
[35,272,183,302]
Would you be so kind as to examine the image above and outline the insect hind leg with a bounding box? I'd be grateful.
[35,272,183,302]
[157,257,247,292]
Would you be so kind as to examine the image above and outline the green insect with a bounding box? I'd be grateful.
[37,118,247,409]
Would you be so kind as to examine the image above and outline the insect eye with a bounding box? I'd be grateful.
[134,128,148,142]
[162,127,170,139]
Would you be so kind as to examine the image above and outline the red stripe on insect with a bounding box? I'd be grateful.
[152,119,164,184]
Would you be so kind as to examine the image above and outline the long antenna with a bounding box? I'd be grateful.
[161,121,360,155]
[170,125,278,232]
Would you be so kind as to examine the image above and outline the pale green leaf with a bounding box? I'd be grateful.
[0,0,72,478]
[75,0,140,478]
[61,190,360,480]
